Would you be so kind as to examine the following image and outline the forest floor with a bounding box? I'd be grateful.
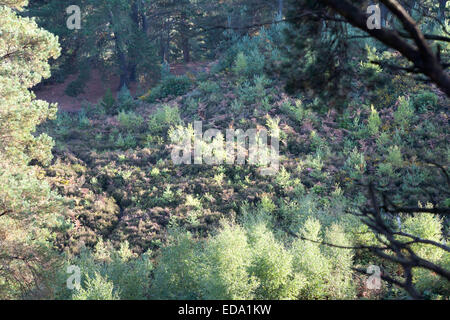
[35,61,213,112]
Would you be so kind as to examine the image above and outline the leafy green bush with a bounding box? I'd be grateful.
[367,105,382,136]
[148,104,182,134]
[117,110,144,132]
[117,85,137,111]
[344,148,366,180]
[77,109,90,128]
[231,99,244,114]
[401,212,449,298]
[146,76,193,102]
[386,146,403,168]
[101,89,116,114]
[201,223,257,300]
[394,96,414,129]
[412,91,439,112]
[217,25,286,77]
[150,212,357,301]
[238,82,263,105]
[161,60,171,80]
[198,80,220,95]
[246,49,266,78]
[184,97,200,115]
[151,231,204,299]
[53,111,73,139]
[65,66,90,97]
[233,50,265,81]
[402,212,444,263]
[280,99,310,124]
[65,80,86,97]
[54,240,153,300]
[247,222,305,299]
[72,273,119,300]
[291,218,355,299]
[233,52,249,77]
[114,133,137,149]
[151,222,305,300]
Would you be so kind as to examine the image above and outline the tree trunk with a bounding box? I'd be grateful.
[117,44,129,90]
[128,1,140,83]
[439,0,448,22]
[182,34,190,64]
[380,3,389,27]
[141,0,148,33]
[131,1,139,26]
[180,11,190,64]
[165,21,171,63]
[278,0,284,19]
[109,10,129,90]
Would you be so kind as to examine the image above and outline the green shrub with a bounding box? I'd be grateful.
[260,96,272,112]
[215,24,286,76]
[253,74,271,91]
[151,231,204,299]
[72,273,119,300]
[386,146,403,168]
[291,218,355,299]
[117,110,144,132]
[401,212,448,297]
[412,91,439,112]
[152,222,307,300]
[344,148,366,180]
[65,66,90,97]
[275,166,292,189]
[198,80,220,95]
[148,104,182,134]
[77,109,90,128]
[233,52,249,77]
[394,96,414,128]
[231,99,244,114]
[117,85,137,111]
[238,81,262,105]
[246,49,266,78]
[185,97,200,115]
[322,224,355,299]
[232,49,265,82]
[101,88,116,114]
[161,60,171,80]
[54,240,153,300]
[367,105,382,135]
[402,212,444,264]
[247,222,305,299]
[280,99,310,124]
[53,111,73,139]
[146,76,192,102]
[65,80,86,97]
[147,212,360,301]
[201,223,258,300]
[115,133,137,149]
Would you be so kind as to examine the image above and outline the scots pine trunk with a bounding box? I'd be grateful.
[180,11,191,63]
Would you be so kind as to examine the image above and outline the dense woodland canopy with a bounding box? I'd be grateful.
[0,0,449,300]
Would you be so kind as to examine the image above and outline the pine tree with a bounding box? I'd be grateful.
[0,0,63,298]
